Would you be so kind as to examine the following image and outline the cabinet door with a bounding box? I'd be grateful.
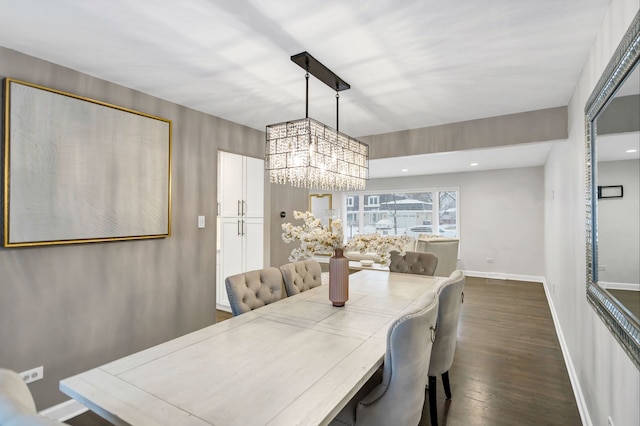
[244,156,264,218]
[218,218,244,310]
[243,218,264,272]
[218,151,244,217]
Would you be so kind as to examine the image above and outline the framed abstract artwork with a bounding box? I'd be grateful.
[3,78,172,247]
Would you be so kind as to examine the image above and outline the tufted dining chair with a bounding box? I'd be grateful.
[388,251,438,276]
[427,270,465,426]
[279,260,323,297]
[330,290,439,426]
[225,267,285,316]
[0,368,66,425]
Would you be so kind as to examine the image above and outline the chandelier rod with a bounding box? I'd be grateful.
[305,57,310,119]
[305,71,310,119]
[336,90,339,132]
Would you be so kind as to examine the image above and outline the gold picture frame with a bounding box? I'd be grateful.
[3,78,172,247]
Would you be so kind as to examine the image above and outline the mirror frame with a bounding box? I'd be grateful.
[309,193,333,227]
[585,10,640,370]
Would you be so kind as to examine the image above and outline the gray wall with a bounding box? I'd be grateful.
[360,106,567,159]
[268,185,309,268]
[597,95,640,135]
[365,167,545,278]
[0,47,265,409]
[544,1,640,425]
[597,159,640,285]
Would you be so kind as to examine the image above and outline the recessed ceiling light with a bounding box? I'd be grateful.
[626,149,637,153]
[470,162,479,166]
[401,168,409,172]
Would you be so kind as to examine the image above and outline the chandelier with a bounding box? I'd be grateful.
[265,52,369,191]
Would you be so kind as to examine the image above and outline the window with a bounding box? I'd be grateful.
[346,196,354,207]
[343,189,458,241]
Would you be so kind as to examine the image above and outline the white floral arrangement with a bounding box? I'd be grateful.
[282,211,412,266]
[345,232,412,266]
[281,211,344,262]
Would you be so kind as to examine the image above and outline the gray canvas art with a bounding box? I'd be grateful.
[5,80,171,246]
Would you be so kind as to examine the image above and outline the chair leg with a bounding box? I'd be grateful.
[442,371,452,400]
[428,375,438,426]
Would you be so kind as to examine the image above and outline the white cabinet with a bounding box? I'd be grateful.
[217,151,264,312]
[217,217,264,309]
[218,151,264,218]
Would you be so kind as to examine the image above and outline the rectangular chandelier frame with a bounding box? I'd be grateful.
[266,117,368,191]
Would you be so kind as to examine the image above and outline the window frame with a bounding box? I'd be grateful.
[340,187,460,241]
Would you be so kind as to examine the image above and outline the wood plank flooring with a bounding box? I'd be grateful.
[608,289,640,321]
[66,277,581,425]
[418,277,580,425]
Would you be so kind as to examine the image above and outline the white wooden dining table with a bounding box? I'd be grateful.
[60,270,443,426]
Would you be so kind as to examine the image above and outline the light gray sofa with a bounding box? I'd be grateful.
[344,236,418,262]
[415,236,459,277]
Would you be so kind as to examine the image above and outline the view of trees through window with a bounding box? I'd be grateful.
[344,190,458,241]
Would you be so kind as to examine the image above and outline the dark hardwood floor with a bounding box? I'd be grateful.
[418,277,580,425]
[216,309,233,322]
[66,277,581,425]
[608,289,640,321]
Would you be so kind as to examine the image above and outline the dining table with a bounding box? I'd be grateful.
[60,269,444,426]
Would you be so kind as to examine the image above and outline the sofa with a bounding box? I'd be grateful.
[344,236,417,262]
[415,236,459,277]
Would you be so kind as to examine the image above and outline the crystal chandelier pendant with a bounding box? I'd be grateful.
[265,52,369,191]
[266,117,368,191]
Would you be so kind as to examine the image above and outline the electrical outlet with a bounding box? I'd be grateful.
[20,366,43,384]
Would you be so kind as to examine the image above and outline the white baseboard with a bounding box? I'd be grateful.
[216,303,232,313]
[39,399,87,422]
[541,278,592,426]
[600,281,640,291]
[463,270,543,283]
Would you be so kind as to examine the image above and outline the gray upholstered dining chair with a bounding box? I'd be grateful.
[330,290,439,426]
[0,368,66,425]
[279,260,323,297]
[388,250,438,276]
[225,267,285,316]
[427,270,465,426]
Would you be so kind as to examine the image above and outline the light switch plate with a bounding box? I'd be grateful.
[198,215,205,229]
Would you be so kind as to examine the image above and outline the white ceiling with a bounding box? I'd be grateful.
[597,132,640,162]
[0,0,614,176]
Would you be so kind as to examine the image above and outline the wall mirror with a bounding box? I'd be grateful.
[585,11,640,369]
[309,193,333,228]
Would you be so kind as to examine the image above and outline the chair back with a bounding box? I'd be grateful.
[388,251,438,276]
[279,260,323,296]
[0,368,64,425]
[355,291,439,426]
[428,270,465,376]
[225,267,284,316]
